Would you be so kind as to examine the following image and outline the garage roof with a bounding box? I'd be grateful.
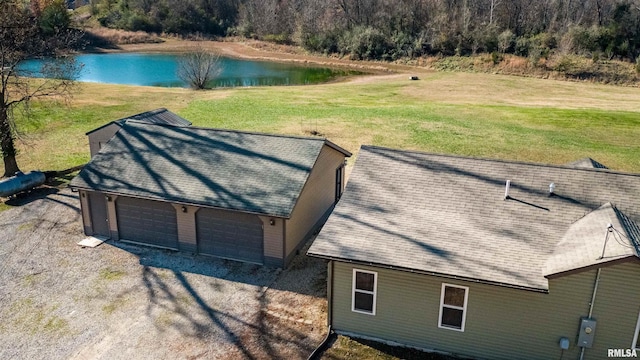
[85,108,191,135]
[71,121,350,218]
[307,146,640,292]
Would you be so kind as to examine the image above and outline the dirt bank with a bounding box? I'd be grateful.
[101,38,428,75]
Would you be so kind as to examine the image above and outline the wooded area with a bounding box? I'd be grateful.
[89,0,640,63]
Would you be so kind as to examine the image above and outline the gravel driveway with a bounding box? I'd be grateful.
[0,188,328,360]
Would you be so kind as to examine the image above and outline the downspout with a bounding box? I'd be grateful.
[307,260,336,360]
[579,268,602,360]
[588,268,601,319]
[328,260,334,327]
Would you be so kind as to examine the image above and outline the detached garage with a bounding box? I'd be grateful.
[70,118,350,267]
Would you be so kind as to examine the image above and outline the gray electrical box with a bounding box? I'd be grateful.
[577,318,597,348]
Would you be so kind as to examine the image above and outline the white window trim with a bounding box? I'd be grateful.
[633,310,640,350]
[351,269,377,315]
[438,283,469,332]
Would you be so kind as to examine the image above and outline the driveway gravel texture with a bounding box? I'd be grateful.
[0,188,328,359]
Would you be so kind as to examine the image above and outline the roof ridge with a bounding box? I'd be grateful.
[612,205,640,256]
[117,108,169,121]
[359,145,640,177]
[123,120,332,142]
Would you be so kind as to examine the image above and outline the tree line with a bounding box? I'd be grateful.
[89,0,640,62]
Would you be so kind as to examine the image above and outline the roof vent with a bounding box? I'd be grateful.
[549,182,556,196]
[504,180,511,200]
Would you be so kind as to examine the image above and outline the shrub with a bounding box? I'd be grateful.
[301,30,340,54]
[515,36,530,56]
[124,13,161,33]
[39,0,70,35]
[388,31,425,60]
[339,26,391,60]
[498,30,515,53]
[430,31,458,56]
[491,51,503,64]
[262,34,292,45]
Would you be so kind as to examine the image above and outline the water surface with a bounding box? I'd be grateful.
[18,53,361,88]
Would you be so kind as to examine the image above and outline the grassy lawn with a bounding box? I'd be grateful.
[323,335,457,360]
[4,70,640,178]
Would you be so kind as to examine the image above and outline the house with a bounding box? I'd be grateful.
[86,108,192,157]
[70,120,350,267]
[307,145,640,360]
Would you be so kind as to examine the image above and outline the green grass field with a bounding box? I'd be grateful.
[5,70,640,177]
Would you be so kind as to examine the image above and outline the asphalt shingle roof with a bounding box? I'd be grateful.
[307,146,640,291]
[567,157,609,169]
[72,121,347,218]
[86,108,191,135]
[543,203,640,277]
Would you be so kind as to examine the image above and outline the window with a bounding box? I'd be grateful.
[352,269,377,315]
[438,283,469,331]
[335,165,345,202]
[633,311,640,350]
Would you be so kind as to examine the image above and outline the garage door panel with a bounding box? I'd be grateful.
[116,197,178,250]
[196,208,263,264]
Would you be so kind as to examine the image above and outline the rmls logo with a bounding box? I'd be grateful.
[608,349,638,358]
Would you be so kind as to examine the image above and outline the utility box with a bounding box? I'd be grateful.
[577,318,597,348]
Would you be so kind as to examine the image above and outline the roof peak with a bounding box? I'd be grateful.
[566,157,609,170]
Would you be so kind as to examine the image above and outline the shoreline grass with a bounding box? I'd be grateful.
[3,71,640,179]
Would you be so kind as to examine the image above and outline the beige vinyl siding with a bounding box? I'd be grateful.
[79,190,91,234]
[88,123,120,157]
[173,204,197,252]
[260,216,284,266]
[332,261,640,360]
[588,262,640,354]
[285,145,344,262]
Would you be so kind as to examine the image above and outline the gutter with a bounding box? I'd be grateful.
[67,187,290,219]
[307,254,550,293]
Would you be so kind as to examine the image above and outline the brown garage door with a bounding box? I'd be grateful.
[196,208,263,264]
[116,197,178,250]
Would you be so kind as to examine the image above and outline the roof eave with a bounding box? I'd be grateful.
[544,256,640,279]
[324,140,352,157]
[307,252,549,293]
[68,185,292,219]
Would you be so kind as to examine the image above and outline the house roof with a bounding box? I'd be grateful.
[71,121,350,218]
[307,146,640,292]
[85,108,191,135]
[567,157,609,169]
[543,203,640,277]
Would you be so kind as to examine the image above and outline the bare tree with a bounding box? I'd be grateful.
[489,0,502,25]
[1,0,81,178]
[177,45,223,90]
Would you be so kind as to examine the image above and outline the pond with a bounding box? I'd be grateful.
[17,53,362,88]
